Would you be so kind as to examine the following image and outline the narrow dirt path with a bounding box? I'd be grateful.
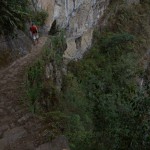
[0,36,48,150]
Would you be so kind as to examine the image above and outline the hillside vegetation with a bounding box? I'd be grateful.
[0,0,48,69]
[0,0,48,35]
[63,1,150,149]
[0,0,28,35]
[25,1,150,150]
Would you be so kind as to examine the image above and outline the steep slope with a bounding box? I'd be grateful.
[34,0,109,60]
[0,37,47,149]
[0,36,69,150]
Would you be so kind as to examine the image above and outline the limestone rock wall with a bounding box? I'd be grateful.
[32,0,55,29]
[35,0,110,60]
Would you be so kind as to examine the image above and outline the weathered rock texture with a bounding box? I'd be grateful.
[0,30,32,69]
[35,0,110,60]
[0,31,32,55]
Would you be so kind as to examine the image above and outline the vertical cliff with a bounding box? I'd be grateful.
[35,0,110,60]
[34,0,141,60]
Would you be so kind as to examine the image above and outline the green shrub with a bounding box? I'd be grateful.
[26,60,44,112]
[0,0,29,35]
[24,1,150,149]
[62,1,150,149]
[25,31,66,113]
[30,10,48,26]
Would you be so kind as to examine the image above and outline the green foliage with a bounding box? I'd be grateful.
[64,28,150,149]
[60,73,94,149]
[26,30,66,112]
[107,1,150,50]
[100,32,134,49]
[42,111,69,140]
[24,1,150,149]
[140,0,150,4]
[24,30,69,143]
[0,0,48,35]
[26,60,44,113]
[0,0,29,35]
[65,31,139,149]
[43,30,66,66]
[66,114,93,150]
[62,2,150,149]
[30,10,48,26]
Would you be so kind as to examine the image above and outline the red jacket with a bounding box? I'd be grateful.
[30,25,38,34]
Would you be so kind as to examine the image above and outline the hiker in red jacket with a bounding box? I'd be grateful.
[30,23,39,45]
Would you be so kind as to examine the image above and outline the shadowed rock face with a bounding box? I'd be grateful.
[0,30,32,69]
[0,31,32,55]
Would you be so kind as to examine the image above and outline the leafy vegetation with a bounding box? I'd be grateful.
[26,31,66,113]
[63,1,150,149]
[25,1,150,150]
[0,0,48,68]
[30,10,48,26]
[0,0,29,35]
[0,0,48,35]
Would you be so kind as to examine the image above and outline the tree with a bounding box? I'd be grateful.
[0,0,29,35]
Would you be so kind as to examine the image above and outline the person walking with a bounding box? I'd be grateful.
[30,23,39,45]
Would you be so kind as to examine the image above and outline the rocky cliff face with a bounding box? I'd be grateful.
[46,0,141,58]
[0,31,32,55]
[0,0,140,68]
[0,31,32,69]
[35,0,110,60]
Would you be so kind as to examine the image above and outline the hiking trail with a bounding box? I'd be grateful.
[0,36,68,150]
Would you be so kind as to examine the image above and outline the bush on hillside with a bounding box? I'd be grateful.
[0,0,29,35]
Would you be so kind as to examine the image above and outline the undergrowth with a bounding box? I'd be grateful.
[25,31,67,139]
[25,1,150,150]
[29,9,48,26]
[25,30,65,110]
[63,1,150,149]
